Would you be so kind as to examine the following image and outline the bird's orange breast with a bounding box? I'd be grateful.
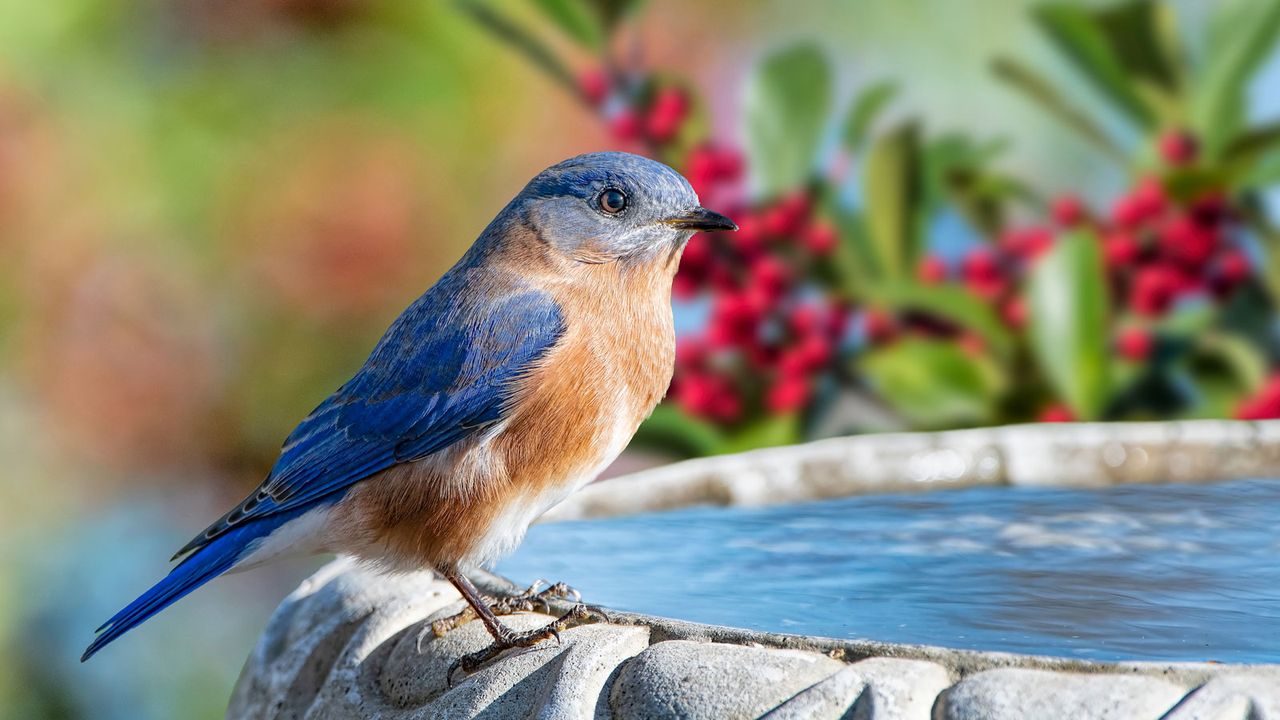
[329,243,678,570]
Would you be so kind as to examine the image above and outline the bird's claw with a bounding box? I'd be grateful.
[446,602,608,682]
[433,580,583,638]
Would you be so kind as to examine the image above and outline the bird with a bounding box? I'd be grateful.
[82,151,736,669]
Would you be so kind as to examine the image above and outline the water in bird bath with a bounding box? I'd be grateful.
[497,477,1280,663]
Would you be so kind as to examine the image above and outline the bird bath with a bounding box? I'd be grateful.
[499,477,1280,664]
[231,421,1280,719]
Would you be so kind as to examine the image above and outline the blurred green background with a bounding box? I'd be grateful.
[0,0,1276,717]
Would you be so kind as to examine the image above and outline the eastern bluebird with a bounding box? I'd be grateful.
[82,151,736,668]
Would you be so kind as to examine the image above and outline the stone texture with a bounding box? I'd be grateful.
[609,640,844,720]
[762,658,950,720]
[939,668,1187,720]
[1162,672,1280,720]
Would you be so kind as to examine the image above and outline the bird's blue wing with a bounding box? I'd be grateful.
[86,267,564,662]
[173,276,565,559]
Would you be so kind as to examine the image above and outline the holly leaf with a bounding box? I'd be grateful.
[744,43,831,199]
[860,339,1005,429]
[1027,230,1111,420]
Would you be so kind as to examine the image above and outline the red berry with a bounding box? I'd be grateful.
[766,374,811,413]
[1022,227,1055,259]
[1190,192,1230,227]
[672,273,699,299]
[709,292,763,345]
[962,248,1006,300]
[797,334,833,369]
[686,147,719,196]
[1051,195,1086,227]
[1235,374,1280,420]
[1133,177,1168,217]
[1110,195,1146,229]
[681,234,713,269]
[749,255,791,299]
[1001,296,1028,329]
[803,221,838,255]
[1037,403,1075,423]
[1102,231,1141,269]
[674,372,715,418]
[1159,215,1218,268]
[1218,249,1251,285]
[708,265,738,293]
[578,67,609,106]
[731,214,765,257]
[961,248,1000,281]
[646,87,689,144]
[713,147,744,180]
[1130,265,1177,316]
[1111,177,1168,228]
[1116,327,1153,361]
[608,109,642,142]
[826,304,851,339]
[863,308,896,344]
[1158,130,1198,167]
[763,191,811,237]
[675,337,708,368]
[787,304,821,335]
[917,255,948,284]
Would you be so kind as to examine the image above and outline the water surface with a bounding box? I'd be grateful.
[497,478,1280,663]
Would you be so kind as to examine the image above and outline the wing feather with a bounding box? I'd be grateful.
[172,270,564,560]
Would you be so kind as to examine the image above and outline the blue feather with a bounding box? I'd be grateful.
[86,263,565,659]
[81,505,317,661]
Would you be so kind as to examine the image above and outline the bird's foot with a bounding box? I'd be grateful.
[448,604,609,680]
[431,579,581,638]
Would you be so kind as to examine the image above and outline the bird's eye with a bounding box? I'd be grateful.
[597,188,628,215]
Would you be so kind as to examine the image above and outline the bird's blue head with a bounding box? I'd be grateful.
[507,151,736,264]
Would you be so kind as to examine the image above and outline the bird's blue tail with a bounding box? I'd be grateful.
[81,513,291,662]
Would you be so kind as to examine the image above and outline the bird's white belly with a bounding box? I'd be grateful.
[228,504,334,573]
[462,408,636,569]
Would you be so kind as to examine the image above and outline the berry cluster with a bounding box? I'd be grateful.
[579,68,691,147]
[577,53,1269,430]
[862,130,1257,421]
[669,174,850,421]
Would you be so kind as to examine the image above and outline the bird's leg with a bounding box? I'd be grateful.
[430,576,581,637]
[436,568,608,678]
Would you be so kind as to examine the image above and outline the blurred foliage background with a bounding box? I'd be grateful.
[0,0,1276,717]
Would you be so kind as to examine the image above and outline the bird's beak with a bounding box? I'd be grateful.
[663,207,738,232]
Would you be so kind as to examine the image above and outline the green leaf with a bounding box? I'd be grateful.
[862,282,1015,362]
[1181,332,1269,418]
[991,57,1127,163]
[861,121,923,280]
[1196,333,1268,394]
[1192,0,1280,157]
[586,0,643,33]
[744,43,831,199]
[841,80,898,153]
[460,2,579,92]
[829,206,877,290]
[531,0,604,48]
[1031,3,1158,128]
[1203,335,1264,394]
[1223,120,1280,172]
[1092,2,1180,93]
[1027,230,1111,420]
[720,414,802,454]
[1245,148,1280,187]
[860,339,1005,429]
[922,133,1033,235]
[632,403,724,458]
